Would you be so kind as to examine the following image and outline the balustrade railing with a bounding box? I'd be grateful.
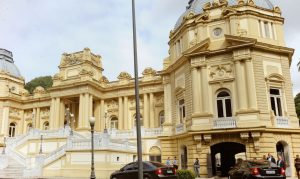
[276,116,289,128]
[213,117,237,129]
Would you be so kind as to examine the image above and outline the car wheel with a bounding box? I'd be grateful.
[228,175,231,179]
[111,177,117,179]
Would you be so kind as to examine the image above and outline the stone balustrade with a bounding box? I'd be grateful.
[109,127,164,139]
[213,117,237,129]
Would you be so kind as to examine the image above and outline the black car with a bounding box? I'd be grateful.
[228,160,286,179]
[110,161,178,179]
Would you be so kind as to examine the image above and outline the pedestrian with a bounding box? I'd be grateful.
[295,155,300,179]
[267,153,276,164]
[277,155,285,168]
[194,158,200,177]
[166,157,171,167]
[172,156,178,169]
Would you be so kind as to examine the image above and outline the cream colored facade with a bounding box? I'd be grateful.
[0,0,299,178]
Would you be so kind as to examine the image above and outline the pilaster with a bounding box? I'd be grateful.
[124,96,128,130]
[245,59,257,109]
[149,93,155,128]
[143,93,149,128]
[118,97,123,130]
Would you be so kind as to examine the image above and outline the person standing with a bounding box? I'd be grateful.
[267,153,276,164]
[277,156,285,168]
[166,157,171,167]
[295,155,300,179]
[172,156,178,169]
[194,158,200,177]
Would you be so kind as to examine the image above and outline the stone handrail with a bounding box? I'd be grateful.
[213,117,237,129]
[5,146,26,166]
[43,144,66,166]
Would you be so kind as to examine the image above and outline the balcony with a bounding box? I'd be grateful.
[275,116,289,128]
[213,117,237,129]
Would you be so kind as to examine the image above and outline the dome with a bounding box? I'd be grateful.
[0,49,22,78]
[175,0,275,29]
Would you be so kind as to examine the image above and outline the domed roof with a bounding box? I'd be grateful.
[0,49,22,78]
[175,0,275,29]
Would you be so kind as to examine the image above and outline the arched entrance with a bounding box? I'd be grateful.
[211,142,246,176]
[149,146,161,163]
[180,146,188,169]
[276,141,291,176]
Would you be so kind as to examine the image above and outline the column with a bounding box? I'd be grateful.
[78,94,85,129]
[191,67,201,114]
[55,98,61,129]
[164,83,172,124]
[198,68,203,113]
[123,96,128,130]
[149,93,155,128]
[50,98,56,129]
[60,99,65,128]
[1,107,9,136]
[32,108,37,129]
[245,59,257,109]
[201,66,209,113]
[118,97,123,130]
[89,95,93,120]
[100,99,105,131]
[94,100,100,131]
[143,93,149,128]
[71,103,76,131]
[36,108,40,129]
[234,60,247,110]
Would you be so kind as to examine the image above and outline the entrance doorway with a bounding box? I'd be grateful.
[211,142,246,176]
[181,146,188,169]
[276,141,291,176]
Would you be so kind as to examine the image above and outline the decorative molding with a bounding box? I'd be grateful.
[209,63,233,81]
[240,132,249,140]
[251,132,260,152]
[194,135,202,151]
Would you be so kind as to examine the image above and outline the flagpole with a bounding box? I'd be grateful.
[131,0,143,178]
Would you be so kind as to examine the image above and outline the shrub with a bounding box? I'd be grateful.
[177,169,195,179]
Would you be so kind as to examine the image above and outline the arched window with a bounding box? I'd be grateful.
[9,123,16,137]
[110,117,118,129]
[216,91,232,118]
[43,121,49,130]
[159,111,165,126]
[27,123,33,132]
[134,114,143,127]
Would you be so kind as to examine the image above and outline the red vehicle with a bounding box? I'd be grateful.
[110,161,178,179]
[228,160,286,179]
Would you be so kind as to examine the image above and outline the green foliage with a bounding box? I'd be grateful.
[25,76,53,94]
[177,170,195,179]
[295,92,300,119]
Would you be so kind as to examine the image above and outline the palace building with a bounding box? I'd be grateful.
[0,0,299,178]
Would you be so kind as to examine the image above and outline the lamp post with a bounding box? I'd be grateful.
[70,113,74,135]
[89,117,96,179]
[2,136,6,155]
[39,135,43,154]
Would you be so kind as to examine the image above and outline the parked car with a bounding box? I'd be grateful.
[228,160,286,179]
[110,161,178,179]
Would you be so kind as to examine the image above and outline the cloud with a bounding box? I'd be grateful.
[0,0,299,96]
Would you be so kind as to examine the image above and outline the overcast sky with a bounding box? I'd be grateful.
[0,0,299,96]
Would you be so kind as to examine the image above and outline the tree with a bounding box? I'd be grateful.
[25,76,53,94]
[295,92,300,119]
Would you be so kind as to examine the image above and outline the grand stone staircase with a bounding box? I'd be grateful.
[0,156,25,178]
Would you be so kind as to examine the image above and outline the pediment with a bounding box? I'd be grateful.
[184,38,210,55]
[225,35,257,47]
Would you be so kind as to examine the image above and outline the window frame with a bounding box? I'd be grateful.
[269,88,283,116]
[216,91,233,118]
[9,122,16,137]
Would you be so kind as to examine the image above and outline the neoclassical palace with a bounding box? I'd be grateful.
[0,0,299,178]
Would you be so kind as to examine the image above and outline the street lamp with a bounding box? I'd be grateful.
[89,117,96,179]
[39,135,43,154]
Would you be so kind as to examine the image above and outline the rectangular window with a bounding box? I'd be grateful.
[217,100,224,118]
[225,99,232,117]
[179,99,185,123]
[264,22,270,38]
[270,88,283,116]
